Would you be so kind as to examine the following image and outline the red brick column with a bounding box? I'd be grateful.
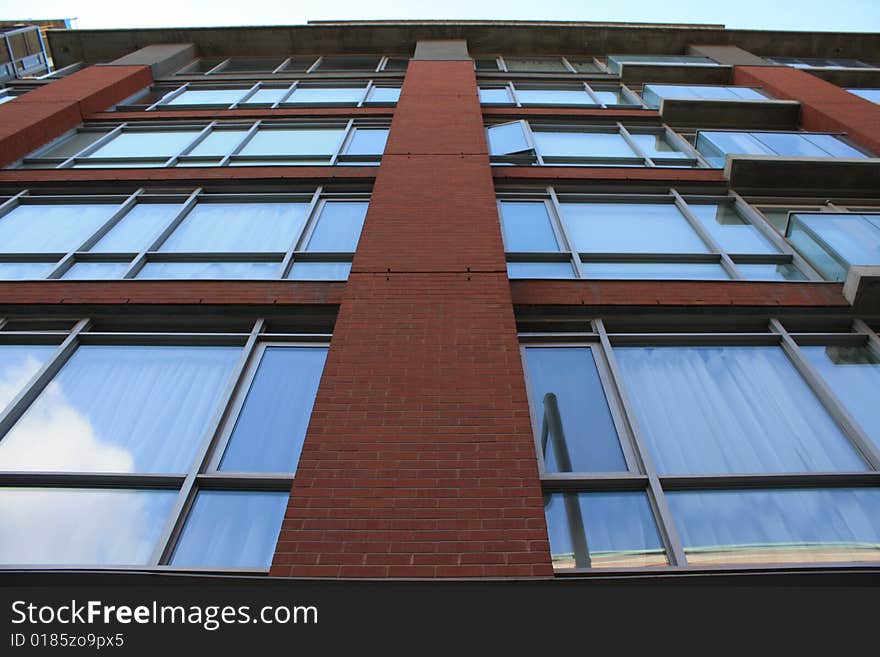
[271,60,553,578]
[0,65,152,167]
[734,66,880,154]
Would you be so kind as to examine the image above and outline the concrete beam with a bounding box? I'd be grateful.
[413,39,470,61]
[688,44,770,66]
[843,266,880,312]
[618,63,732,85]
[725,156,880,196]
[107,43,196,78]
[659,98,800,130]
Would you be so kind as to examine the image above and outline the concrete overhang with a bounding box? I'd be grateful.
[843,266,880,313]
[659,98,800,130]
[724,155,880,196]
[45,22,880,70]
[802,68,880,89]
[618,63,732,85]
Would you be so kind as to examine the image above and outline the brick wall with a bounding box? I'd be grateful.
[270,61,553,578]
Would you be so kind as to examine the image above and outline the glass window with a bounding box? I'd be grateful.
[0,262,55,279]
[220,347,327,472]
[314,56,381,71]
[170,490,288,568]
[498,202,559,252]
[848,88,880,104]
[0,345,56,409]
[614,346,866,474]
[544,491,667,568]
[136,261,280,279]
[523,347,626,472]
[305,202,368,252]
[166,89,247,106]
[628,133,689,160]
[568,59,602,72]
[40,131,107,159]
[479,87,513,104]
[802,345,880,450]
[86,131,202,159]
[159,203,309,253]
[786,213,880,281]
[696,131,869,167]
[580,262,729,280]
[606,54,718,74]
[515,87,594,106]
[61,262,130,280]
[285,86,366,105]
[0,204,116,253]
[90,204,183,253]
[186,130,248,158]
[642,84,769,108]
[345,129,388,156]
[0,487,176,565]
[534,131,635,159]
[738,263,806,281]
[221,58,284,73]
[507,262,575,279]
[286,261,351,280]
[687,203,778,253]
[505,57,568,72]
[591,89,635,106]
[0,345,240,473]
[560,203,708,253]
[487,122,531,156]
[240,88,289,105]
[366,87,401,103]
[239,128,345,157]
[668,488,880,566]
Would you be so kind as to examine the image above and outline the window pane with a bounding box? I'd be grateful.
[738,263,806,281]
[487,122,530,155]
[629,133,688,159]
[849,88,880,103]
[171,490,288,568]
[90,203,183,253]
[696,131,773,166]
[580,262,729,280]
[803,133,867,158]
[754,132,831,157]
[515,88,594,106]
[0,487,176,565]
[166,89,247,106]
[40,131,107,158]
[668,488,880,566]
[87,131,201,159]
[159,203,309,253]
[534,131,635,159]
[186,130,248,158]
[305,202,368,252]
[221,58,284,73]
[61,262,130,279]
[507,262,574,279]
[220,347,327,472]
[0,204,116,253]
[240,88,289,105]
[0,345,239,473]
[498,201,559,252]
[592,89,634,106]
[286,261,351,280]
[688,203,778,253]
[285,86,365,104]
[615,346,866,474]
[367,87,401,103]
[568,59,601,72]
[240,128,345,157]
[787,213,880,281]
[345,129,388,156]
[0,345,56,409]
[544,492,667,569]
[560,203,708,253]
[802,345,880,450]
[505,57,568,72]
[0,262,55,279]
[479,87,512,104]
[523,347,626,472]
[315,56,381,71]
[137,261,280,279]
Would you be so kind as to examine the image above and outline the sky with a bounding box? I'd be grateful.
[0,0,878,32]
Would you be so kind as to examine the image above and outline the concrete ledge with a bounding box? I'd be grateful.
[107,43,196,78]
[843,265,880,312]
[805,68,880,88]
[725,155,880,195]
[687,44,770,66]
[619,63,732,85]
[413,39,469,61]
[659,98,800,129]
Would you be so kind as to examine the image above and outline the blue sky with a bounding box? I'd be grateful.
[0,0,878,32]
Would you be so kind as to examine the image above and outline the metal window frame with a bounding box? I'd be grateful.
[0,318,331,572]
[522,317,880,574]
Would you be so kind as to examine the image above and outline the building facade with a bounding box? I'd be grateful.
[0,20,878,580]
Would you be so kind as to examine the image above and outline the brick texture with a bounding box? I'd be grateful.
[733,65,880,154]
[0,65,152,167]
[270,61,553,578]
